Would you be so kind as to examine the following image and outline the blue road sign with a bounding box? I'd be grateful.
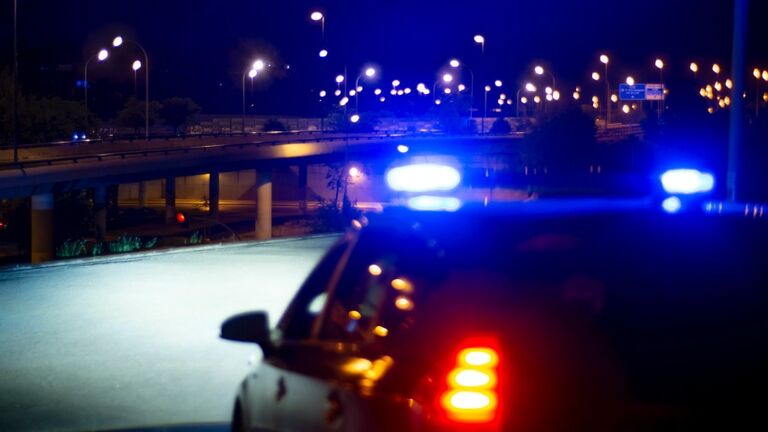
[619,84,647,100]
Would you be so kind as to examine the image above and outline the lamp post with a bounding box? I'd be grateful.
[483,85,491,133]
[132,60,142,98]
[242,59,265,132]
[12,0,18,162]
[600,54,611,128]
[433,73,453,103]
[355,67,377,113]
[655,59,665,117]
[474,35,485,53]
[112,36,150,138]
[449,59,475,118]
[310,11,325,37]
[84,49,110,131]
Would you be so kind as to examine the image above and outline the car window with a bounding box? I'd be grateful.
[279,240,349,340]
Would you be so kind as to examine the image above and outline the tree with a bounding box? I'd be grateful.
[489,117,512,134]
[159,97,201,134]
[116,98,160,134]
[1,69,90,144]
[520,108,599,173]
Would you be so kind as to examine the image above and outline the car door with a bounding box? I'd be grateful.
[243,238,351,431]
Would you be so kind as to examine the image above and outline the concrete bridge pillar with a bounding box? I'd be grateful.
[165,176,177,224]
[31,193,54,263]
[209,170,220,218]
[94,186,108,241]
[138,181,148,208]
[298,164,308,214]
[256,169,272,240]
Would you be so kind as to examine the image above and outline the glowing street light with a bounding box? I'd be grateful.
[600,54,610,64]
[534,65,556,92]
[310,11,325,37]
[655,59,664,70]
[447,58,476,117]
[449,58,460,68]
[525,82,536,92]
[253,60,265,71]
[712,63,721,74]
[112,36,123,48]
[365,67,376,77]
[97,49,109,61]
[592,72,601,81]
[242,58,268,129]
[474,34,485,53]
[392,79,401,88]
[336,75,345,84]
[350,114,360,123]
[599,54,611,126]
[319,49,328,58]
[626,76,635,85]
[248,69,258,79]
[111,35,151,136]
[83,48,110,125]
[355,67,378,112]
[690,62,699,75]
[443,73,454,83]
[132,60,142,71]
[494,80,502,87]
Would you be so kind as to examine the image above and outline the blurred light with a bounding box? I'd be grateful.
[724,96,731,105]
[132,60,142,71]
[572,91,580,100]
[319,90,327,97]
[494,80,502,87]
[391,278,413,293]
[387,164,461,192]
[417,83,426,91]
[545,94,553,102]
[407,196,462,212]
[350,114,360,123]
[340,96,349,106]
[112,36,123,47]
[335,75,345,83]
[499,93,506,100]
[458,84,466,92]
[391,89,397,95]
[754,68,761,79]
[373,326,389,337]
[497,99,504,105]
[348,310,362,320]
[97,49,109,61]
[374,88,382,95]
[534,65,544,75]
[763,71,768,82]
[661,169,715,194]
[690,62,699,73]
[714,81,722,92]
[334,89,342,97]
[349,167,361,178]
[474,35,485,44]
[450,369,494,388]
[368,264,383,276]
[365,67,376,77]
[248,69,258,78]
[356,85,363,92]
[520,96,528,104]
[444,88,451,94]
[600,54,610,64]
[655,58,664,70]
[319,49,328,58]
[449,59,460,68]
[525,82,536,92]
[459,348,499,367]
[592,95,599,103]
[176,212,186,224]
[404,87,412,94]
[552,90,561,100]
[592,72,600,81]
[380,96,386,102]
[394,296,414,311]
[622,104,630,114]
[662,196,682,214]
[545,86,553,95]
[443,73,454,83]
[725,79,733,89]
[611,94,618,103]
[349,89,357,96]
[484,85,491,92]
[392,79,401,87]
[626,76,635,85]
[534,95,541,103]
[397,144,409,153]
[435,99,442,105]
[253,59,265,71]
[399,89,406,95]
[310,11,323,21]
[712,63,721,74]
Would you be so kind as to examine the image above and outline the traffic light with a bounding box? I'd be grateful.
[176,211,189,228]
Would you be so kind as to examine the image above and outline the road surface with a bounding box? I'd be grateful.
[0,235,338,431]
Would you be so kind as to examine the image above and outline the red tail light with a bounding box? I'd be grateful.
[439,345,500,424]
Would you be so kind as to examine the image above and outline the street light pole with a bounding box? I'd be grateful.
[12,0,19,163]
[113,37,150,138]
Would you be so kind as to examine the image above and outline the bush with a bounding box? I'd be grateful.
[489,118,512,134]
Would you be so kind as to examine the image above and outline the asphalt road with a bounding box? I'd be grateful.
[0,235,339,431]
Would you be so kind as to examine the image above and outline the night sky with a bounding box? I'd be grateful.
[1,1,765,115]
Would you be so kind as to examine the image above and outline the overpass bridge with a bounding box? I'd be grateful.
[0,132,524,262]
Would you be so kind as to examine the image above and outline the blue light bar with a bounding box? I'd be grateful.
[660,169,715,195]
[407,195,462,212]
[386,164,461,192]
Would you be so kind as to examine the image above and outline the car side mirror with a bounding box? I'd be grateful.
[220,311,274,353]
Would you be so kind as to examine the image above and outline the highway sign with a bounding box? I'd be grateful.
[619,84,647,100]
[645,84,665,100]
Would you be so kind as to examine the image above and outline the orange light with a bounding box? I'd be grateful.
[458,347,499,368]
[390,278,413,293]
[440,345,500,424]
[373,326,389,337]
[394,296,414,311]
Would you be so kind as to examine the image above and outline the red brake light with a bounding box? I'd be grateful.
[440,345,500,424]
[176,212,186,224]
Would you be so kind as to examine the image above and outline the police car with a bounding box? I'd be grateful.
[221,164,768,431]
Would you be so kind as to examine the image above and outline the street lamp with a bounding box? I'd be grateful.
[310,11,325,37]
[690,62,699,77]
[84,48,109,130]
[132,60,142,98]
[483,85,491,133]
[626,76,635,85]
[112,35,150,138]
[600,54,611,127]
[242,58,266,132]
[712,63,721,74]
[534,65,556,90]
[516,84,536,117]
[474,35,485,53]
[655,58,664,82]
[354,67,377,112]
[449,58,476,117]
